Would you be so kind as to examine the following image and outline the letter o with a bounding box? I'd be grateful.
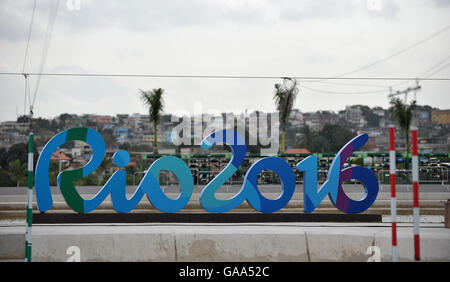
[145,156,194,213]
[244,157,296,213]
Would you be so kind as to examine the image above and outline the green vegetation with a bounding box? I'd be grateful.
[297,123,356,153]
[273,78,299,153]
[0,143,38,187]
[390,98,417,169]
[8,159,26,187]
[140,88,165,155]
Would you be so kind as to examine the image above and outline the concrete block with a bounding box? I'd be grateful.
[174,226,309,262]
[0,226,25,260]
[374,227,450,262]
[305,227,377,261]
[1,223,448,262]
[32,226,176,262]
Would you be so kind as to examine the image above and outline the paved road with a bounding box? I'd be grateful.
[0,183,449,196]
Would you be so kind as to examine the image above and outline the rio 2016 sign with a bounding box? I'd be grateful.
[35,128,379,214]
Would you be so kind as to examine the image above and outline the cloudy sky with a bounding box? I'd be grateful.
[0,0,449,122]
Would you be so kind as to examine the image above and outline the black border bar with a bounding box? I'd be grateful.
[33,212,381,224]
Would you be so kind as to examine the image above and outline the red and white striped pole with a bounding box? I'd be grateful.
[389,126,398,262]
[411,127,420,261]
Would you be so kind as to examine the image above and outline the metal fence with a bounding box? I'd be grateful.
[133,170,174,187]
[377,166,449,185]
[132,165,449,187]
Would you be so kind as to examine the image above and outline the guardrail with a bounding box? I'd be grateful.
[377,166,449,185]
[130,166,449,187]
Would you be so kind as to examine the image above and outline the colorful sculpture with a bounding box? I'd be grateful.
[35,128,379,214]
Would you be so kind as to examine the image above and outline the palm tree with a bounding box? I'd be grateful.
[273,78,299,153]
[140,88,165,155]
[389,97,417,169]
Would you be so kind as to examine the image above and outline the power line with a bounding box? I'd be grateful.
[423,62,450,78]
[6,21,450,101]
[31,0,59,108]
[0,71,449,81]
[22,0,37,116]
[419,54,450,78]
[387,53,450,89]
[312,54,450,94]
[301,56,450,95]
[22,0,37,74]
[301,24,450,86]
[326,24,450,80]
[301,80,389,89]
[299,84,388,95]
[387,53,450,90]
[8,17,450,103]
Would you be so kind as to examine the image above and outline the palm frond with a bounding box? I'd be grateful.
[140,88,165,124]
[273,78,299,127]
[389,98,416,132]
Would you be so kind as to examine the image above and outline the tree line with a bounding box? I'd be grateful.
[0,143,38,186]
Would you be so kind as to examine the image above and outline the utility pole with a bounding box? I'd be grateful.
[388,80,421,104]
[413,79,419,102]
[23,73,34,262]
[388,80,421,172]
[389,80,422,129]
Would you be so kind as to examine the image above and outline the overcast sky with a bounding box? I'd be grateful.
[0,0,449,122]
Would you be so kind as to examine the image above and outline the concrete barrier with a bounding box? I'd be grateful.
[0,226,25,260]
[174,227,309,261]
[374,228,450,261]
[32,226,176,262]
[303,227,377,262]
[1,223,449,262]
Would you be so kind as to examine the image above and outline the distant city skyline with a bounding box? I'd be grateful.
[8,102,449,122]
[1,0,449,122]
[1,101,448,153]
